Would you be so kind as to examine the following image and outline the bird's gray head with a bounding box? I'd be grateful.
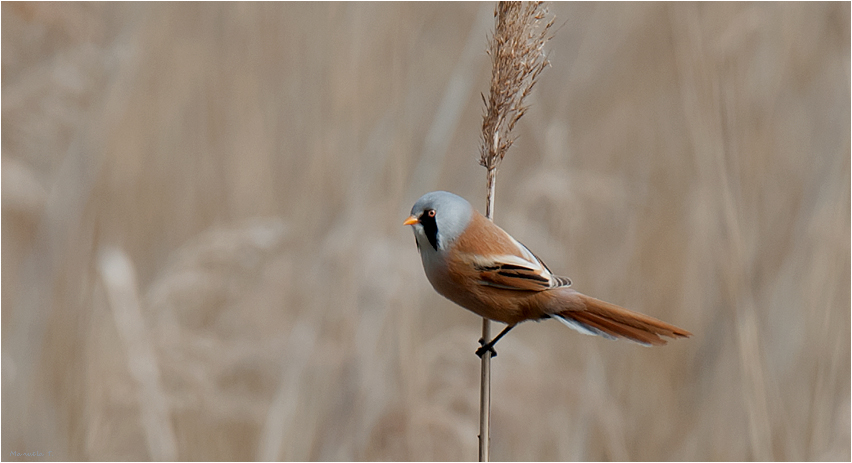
[405,191,473,252]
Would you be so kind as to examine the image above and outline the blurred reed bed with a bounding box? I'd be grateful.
[2,2,849,461]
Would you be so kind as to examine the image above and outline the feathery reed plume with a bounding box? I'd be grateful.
[480,1,553,218]
[477,2,553,461]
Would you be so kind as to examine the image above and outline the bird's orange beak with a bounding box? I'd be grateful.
[403,215,419,226]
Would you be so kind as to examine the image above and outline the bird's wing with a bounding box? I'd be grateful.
[466,237,572,291]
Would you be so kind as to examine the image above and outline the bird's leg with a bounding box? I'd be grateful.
[476,324,516,358]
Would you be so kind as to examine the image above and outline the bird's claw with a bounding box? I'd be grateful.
[476,337,497,358]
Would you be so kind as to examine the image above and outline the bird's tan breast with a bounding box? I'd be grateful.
[433,213,549,325]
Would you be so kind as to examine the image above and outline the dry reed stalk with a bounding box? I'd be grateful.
[477,2,553,460]
[98,246,178,461]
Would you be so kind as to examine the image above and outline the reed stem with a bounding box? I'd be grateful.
[477,2,553,460]
[478,164,498,461]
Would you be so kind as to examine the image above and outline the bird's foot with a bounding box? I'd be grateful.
[476,337,498,358]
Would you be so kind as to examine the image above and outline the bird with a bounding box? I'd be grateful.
[404,191,691,357]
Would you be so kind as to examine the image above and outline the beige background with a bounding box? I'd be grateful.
[2,2,849,461]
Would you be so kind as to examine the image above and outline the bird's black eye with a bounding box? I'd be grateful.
[427,209,436,218]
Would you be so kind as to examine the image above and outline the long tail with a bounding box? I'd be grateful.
[552,291,691,346]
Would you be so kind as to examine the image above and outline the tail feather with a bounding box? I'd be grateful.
[554,292,691,346]
[553,313,618,341]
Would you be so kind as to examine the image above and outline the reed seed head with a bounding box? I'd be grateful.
[480,1,554,172]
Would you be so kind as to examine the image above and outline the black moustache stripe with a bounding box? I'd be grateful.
[420,212,439,251]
